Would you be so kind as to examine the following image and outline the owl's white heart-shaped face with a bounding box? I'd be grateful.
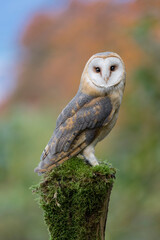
[80,52,125,95]
[88,56,124,88]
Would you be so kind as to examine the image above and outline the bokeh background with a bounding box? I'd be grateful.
[0,0,160,239]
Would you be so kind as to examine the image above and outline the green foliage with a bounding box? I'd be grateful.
[32,158,115,240]
[0,108,54,240]
[133,16,156,39]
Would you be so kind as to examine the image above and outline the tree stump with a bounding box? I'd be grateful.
[32,157,116,240]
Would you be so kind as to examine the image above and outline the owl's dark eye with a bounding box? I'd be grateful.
[95,67,101,73]
[110,65,116,71]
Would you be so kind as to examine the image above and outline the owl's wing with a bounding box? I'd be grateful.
[35,93,113,174]
[55,90,93,128]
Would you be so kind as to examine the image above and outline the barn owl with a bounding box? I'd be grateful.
[35,52,126,175]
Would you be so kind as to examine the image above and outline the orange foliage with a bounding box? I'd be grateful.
[13,0,160,106]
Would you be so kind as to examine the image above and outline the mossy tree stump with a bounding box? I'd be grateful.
[32,157,116,240]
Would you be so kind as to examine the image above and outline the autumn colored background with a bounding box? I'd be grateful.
[0,0,160,239]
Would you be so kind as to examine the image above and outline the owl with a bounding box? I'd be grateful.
[35,52,126,175]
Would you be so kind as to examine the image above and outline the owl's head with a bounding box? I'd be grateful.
[80,52,126,96]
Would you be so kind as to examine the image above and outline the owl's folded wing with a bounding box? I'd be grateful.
[35,95,113,174]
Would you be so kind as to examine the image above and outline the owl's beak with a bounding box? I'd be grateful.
[103,68,110,83]
[105,76,109,83]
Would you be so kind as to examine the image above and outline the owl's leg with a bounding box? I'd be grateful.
[82,145,99,166]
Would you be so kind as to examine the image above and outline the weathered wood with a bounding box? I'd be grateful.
[97,186,112,240]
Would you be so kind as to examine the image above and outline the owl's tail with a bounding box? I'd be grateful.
[34,141,87,175]
[34,157,66,176]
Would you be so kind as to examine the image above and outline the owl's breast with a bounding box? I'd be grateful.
[92,108,120,146]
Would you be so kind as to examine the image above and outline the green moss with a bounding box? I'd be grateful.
[32,158,116,240]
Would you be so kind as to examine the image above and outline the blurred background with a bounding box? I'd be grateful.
[0,0,160,239]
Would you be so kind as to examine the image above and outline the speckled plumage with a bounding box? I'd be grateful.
[35,52,126,174]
